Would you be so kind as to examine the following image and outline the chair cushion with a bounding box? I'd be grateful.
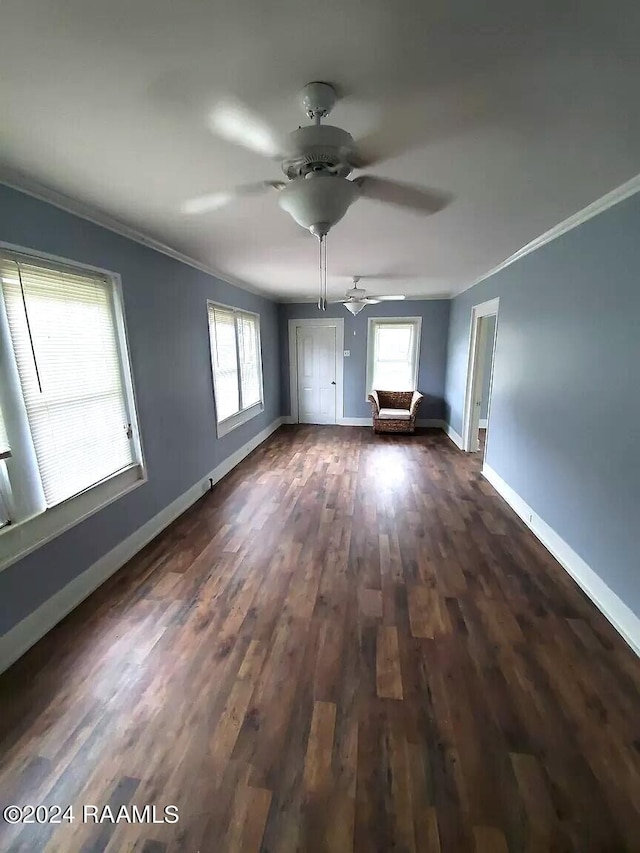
[378,407,411,420]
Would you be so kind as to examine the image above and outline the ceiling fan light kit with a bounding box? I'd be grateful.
[187,81,450,311]
[277,173,360,237]
[343,300,367,316]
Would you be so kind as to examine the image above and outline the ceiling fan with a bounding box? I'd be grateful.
[183,82,450,309]
[334,277,406,316]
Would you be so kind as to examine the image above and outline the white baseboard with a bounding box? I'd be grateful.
[444,423,464,449]
[283,416,372,427]
[338,417,371,426]
[283,416,446,429]
[482,464,640,658]
[478,418,488,429]
[0,417,285,674]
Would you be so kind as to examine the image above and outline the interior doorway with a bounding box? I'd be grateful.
[288,318,344,425]
[296,325,337,424]
[462,298,499,456]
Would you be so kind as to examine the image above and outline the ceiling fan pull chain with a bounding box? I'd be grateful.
[322,236,327,311]
[318,235,323,310]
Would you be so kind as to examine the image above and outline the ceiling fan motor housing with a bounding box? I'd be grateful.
[282,125,357,179]
[277,173,360,236]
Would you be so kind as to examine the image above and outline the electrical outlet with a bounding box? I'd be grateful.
[343,350,350,357]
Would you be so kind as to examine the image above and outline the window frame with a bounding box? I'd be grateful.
[365,316,422,399]
[207,300,264,438]
[0,242,146,573]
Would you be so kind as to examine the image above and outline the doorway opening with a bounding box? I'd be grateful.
[288,318,344,425]
[462,298,499,458]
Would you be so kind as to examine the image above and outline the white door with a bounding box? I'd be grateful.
[470,318,489,451]
[296,325,337,424]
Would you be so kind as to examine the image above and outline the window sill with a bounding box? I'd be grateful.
[216,402,264,438]
[0,464,146,573]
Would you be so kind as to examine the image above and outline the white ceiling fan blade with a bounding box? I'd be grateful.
[181,181,284,215]
[363,298,380,304]
[182,191,235,215]
[368,295,406,301]
[353,176,451,214]
[208,98,287,160]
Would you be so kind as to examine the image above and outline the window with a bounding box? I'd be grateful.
[207,302,263,436]
[0,409,11,529]
[366,317,422,394]
[0,250,144,568]
[0,407,9,462]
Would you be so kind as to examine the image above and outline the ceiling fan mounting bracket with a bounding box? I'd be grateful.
[299,82,337,120]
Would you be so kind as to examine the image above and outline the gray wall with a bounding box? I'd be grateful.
[445,191,640,619]
[279,300,450,420]
[0,185,280,634]
[480,314,496,419]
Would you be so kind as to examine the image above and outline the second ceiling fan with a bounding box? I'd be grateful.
[334,277,406,316]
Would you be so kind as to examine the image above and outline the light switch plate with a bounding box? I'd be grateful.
[343,350,350,357]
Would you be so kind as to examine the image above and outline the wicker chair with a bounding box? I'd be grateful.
[368,390,424,434]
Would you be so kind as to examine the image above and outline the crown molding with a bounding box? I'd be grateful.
[0,168,269,300]
[456,172,640,296]
[277,292,452,304]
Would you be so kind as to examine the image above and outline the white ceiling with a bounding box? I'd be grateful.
[1,0,640,301]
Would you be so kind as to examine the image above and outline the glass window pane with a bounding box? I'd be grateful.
[2,258,134,507]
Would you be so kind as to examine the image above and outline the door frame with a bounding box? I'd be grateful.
[288,318,344,424]
[462,298,499,453]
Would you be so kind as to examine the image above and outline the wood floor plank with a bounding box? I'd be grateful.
[1,425,639,852]
[407,584,449,639]
[473,825,509,852]
[376,626,404,700]
[303,701,337,793]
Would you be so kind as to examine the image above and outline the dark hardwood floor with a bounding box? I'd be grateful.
[1,425,639,852]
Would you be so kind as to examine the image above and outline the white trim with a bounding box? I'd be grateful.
[478,419,488,429]
[111,272,145,470]
[216,402,264,438]
[365,316,422,400]
[337,417,371,426]
[462,299,499,453]
[278,293,452,304]
[288,318,344,425]
[444,423,464,449]
[457,173,640,296]
[0,170,266,298]
[284,416,445,429]
[0,465,145,573]
[0,417,285,674]
[482,463,640,658]
[1,241,126,280]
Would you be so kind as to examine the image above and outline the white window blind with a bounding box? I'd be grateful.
[368,318,421,393]
[208,303,263,431]
[1,256,135,507]
[209,305,241,422]
[238,313,261,409]
[0,485,9,528]
[0,406,9,460]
